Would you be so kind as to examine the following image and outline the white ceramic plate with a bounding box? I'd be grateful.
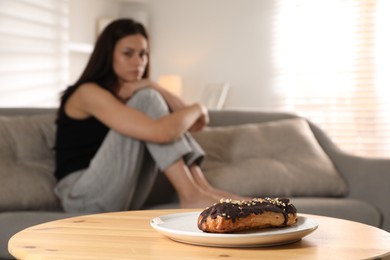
[150,212,318,247]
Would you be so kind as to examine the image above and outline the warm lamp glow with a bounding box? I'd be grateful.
[158,75,183,97]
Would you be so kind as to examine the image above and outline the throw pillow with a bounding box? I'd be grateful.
[191,118,348,197]
[0,114,60,210]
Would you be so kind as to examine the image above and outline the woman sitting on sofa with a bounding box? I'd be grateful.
[54,18,245,213]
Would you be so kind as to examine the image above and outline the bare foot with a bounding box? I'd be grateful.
[190,165,251,201]
[179,190,222,209]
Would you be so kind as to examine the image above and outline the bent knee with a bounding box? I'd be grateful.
[134,87,160,99]
[127,88,169,117]
[128,88,164,104]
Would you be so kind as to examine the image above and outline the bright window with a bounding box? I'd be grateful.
[0,0,68,107]
[273,0,390,158]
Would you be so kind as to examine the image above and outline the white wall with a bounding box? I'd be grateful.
[67,0,150,85]
[68,0,119,84]
[68,0,279,110]
[147,0,278,109]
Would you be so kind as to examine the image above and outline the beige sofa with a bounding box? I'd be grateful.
[0,108,389,259]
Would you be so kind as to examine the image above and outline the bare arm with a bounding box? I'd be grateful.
[117,79,209,132]
[66,83,207,143]
[117,79,188,112]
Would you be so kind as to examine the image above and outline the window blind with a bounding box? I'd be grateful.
[0,0,68,107]
[272,0,390,158]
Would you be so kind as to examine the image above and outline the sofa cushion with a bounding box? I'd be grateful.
[192,118,348,197]
[0,114,61,210]
[291,198,381,227]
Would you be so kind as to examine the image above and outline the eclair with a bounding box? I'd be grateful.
[198,198,298,233]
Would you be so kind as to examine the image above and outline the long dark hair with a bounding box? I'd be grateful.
[60,18,149,104]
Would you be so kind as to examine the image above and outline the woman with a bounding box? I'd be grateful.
[54,18,244,213]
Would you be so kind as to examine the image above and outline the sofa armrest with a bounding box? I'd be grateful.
[308,121,390,231]
[0,107,56,117]
[327,150,390,231]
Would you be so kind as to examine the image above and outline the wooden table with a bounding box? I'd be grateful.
[8,209,390,259]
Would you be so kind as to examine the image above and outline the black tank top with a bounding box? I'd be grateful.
[54,105,109,180]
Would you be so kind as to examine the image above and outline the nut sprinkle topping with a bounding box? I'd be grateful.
[199,197,297,227]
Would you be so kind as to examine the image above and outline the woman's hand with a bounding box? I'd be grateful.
[189,104,209,132]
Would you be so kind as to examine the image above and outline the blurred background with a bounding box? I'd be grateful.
[0,0,389,158]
